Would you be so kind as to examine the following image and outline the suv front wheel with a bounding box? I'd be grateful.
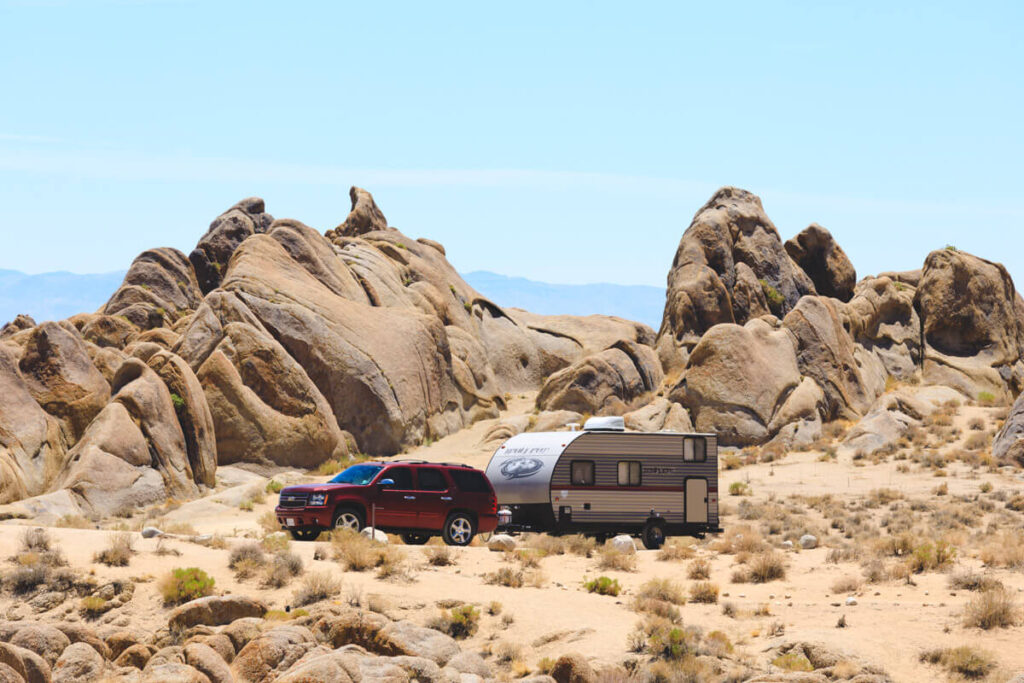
[333,508,364,532]
[442,512,475,546]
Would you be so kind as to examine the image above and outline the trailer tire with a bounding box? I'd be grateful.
[642,520,666,550]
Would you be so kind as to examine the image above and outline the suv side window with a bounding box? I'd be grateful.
[449,469,489,493]
[384,466,414,489]
[416,468,448,491]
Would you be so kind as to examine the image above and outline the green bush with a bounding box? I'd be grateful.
[729,482,750,496]
[583,576,621,596]
[759,279,785,313]
[169,393,185,410]
[428,605,480,639]
[158,567,215,606]
[977,391,996,405]
[265,480,284,493]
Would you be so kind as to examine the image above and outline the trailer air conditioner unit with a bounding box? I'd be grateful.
[582,416,625,431]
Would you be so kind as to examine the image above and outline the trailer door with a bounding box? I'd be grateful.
[685,478,708,524]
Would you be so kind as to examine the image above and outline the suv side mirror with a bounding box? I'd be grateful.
[378,478,395,488]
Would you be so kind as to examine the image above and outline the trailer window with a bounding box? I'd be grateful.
[617,461,642,486]
[570,460,595,486]
[683,438,706,462]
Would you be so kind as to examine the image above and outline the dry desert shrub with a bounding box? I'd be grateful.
[564,534,598,558]
[657,539,696,562]
[55,514,93,529]
[963,586,1019,629]
[485,567,525,588]
[292,570,342,606]
[94,532,134,567]
[948,570,1002,593]
[687,558,710,580]
[637,578,686,605]
[906,540,956,573]
[713,525,765,555]
[375,546,410,581]
[424,544,456,566]
[332,529,380,571]
[492,640,524,664]
[734,551,786,583]
[830,576,862,594]
[689,581,719,604]
[920,646,995,679]
[427,604,479,639]
[263,551,304,588]
[525,534,565,556]
[229,542,266,575]
[19,527,52,553]
[597,547,638,572]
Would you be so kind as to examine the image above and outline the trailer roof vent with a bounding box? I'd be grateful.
[583,416,625,432]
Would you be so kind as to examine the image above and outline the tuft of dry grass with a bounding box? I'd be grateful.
[737,551,786,583]
[485,567,525,588]
[597,546,637,572]
[424,544,456,566]
[262,551,304,588]
[920,646,995,679]
[689,581,719,604]
[332,529,381,571]
[657,539,696,562]
[94,532,134,567]
[831,576,862,594]
[427,605,479,639]
[687,558,711,580]
[963,587,1019,630]
[637,578,686,605]
[292,570,342,606]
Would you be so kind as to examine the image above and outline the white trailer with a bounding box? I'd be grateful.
[484,416,721,548]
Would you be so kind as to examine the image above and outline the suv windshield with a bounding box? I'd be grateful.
[329,464,384,486]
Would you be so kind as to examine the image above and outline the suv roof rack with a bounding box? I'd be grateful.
[388,459,429,464]
[438,462,473,468]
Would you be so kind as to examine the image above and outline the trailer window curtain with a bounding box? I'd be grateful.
[570,460,595,486]
[683,438,706,462]
[617,461,641,486]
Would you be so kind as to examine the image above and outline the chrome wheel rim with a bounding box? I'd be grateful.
[449,517,472,544]
[336,512,360,530]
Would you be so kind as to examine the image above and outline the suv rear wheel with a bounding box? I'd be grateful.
[401,532,430,545]
[333,508,364,532]
[442,512,475,546]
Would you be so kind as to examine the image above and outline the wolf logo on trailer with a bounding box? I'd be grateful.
[500,457,544,479]
[485,416,722,549]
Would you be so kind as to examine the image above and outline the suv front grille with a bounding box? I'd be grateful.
[279,494,308,508]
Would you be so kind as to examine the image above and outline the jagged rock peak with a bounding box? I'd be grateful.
[785,223,857,302]
[189,197,275,294]
[331,186,389,237]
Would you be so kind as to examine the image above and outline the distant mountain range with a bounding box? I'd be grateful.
[463,271,664,329]
[0,269,665,330]
[0,269,126,326]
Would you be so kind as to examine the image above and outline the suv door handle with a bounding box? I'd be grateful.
[403,495,416,500]
[440,496,453,501]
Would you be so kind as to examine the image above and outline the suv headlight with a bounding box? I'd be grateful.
[308,493,327,507]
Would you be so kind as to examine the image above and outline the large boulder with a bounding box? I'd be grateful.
[784,224,856,302]
[52,642,105,683]
[59,359,199,515]
[657,187,816,369]
[375,620,461,666]
[145,350,217,487]
[845,276,921,378]
[168,596,268,631]
[231,625,319,683]
[915,248,1024,401]
[104,248,205,330]
[0,642,51,683]
[17,322,110,443]
[0,343,66,504]
[623,397,692,433]
[536,341,663,415]
[190,197,275,295]
[329,186,389,237]
[782,296,885,420]
[183,642,232,683]
[550,652,596,683]
[6,623,70,667]
[994,391,1024,466]
[671,319,803,446]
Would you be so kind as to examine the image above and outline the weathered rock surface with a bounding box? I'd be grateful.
[784,224,856,302]
[59,359,199,515]
[104,248,205,330]
[915,248,1024,401]
[536,340,663,415]
[671,319,803,446]
[329,186,389,237]
[190,197,275,295]
[623,397,693,433]
[146,350,216,487]
[52,641,105,683]
[994,390,1024,466]
[657,187,816,369]
[231,625,318,683]
[845,276,921,379]
[169,596,268,631]
[782,296,885,420]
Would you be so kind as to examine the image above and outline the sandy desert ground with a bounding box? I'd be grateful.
[2,393,1023,682]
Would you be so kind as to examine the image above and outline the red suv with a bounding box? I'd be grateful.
[274,460,498,546]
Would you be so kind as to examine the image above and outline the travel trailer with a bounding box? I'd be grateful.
[484,416,721,549]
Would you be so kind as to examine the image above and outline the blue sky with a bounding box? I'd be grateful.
[0,0,1021,288]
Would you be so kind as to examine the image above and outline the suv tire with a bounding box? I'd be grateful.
[401,532,430,545]
[333,508,364,532]
[641,520,666,550]
[442,512,476,546]
[290,528,321,541]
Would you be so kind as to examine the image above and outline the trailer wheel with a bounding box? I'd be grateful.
[642,520,666,550]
